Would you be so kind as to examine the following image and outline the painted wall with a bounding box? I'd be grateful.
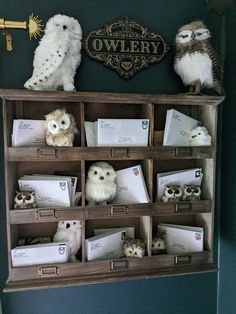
[0,1,222,313]
[218,3,236,314]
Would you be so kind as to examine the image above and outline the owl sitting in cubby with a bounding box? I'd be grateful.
[14,191,37,209]
[152,228,167,255]
[162,185,182,203]
[182,185,201,201]
[53,220,82,262]
[122,238,145,258]
[45,108,78,147]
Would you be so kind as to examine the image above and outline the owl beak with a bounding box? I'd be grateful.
[191,32,195,39]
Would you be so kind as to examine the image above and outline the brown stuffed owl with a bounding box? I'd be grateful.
[45,108,78,147]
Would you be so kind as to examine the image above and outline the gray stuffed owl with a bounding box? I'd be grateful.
[174,20,224,95]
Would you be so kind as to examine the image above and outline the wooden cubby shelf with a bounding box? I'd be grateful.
[1,89,224,292]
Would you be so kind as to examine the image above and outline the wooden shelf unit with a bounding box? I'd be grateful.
[1,89,224,292]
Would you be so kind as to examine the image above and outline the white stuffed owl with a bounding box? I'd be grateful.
[53,220,82,262]
[45,108,78,147]
[14,191,36,209]
[182,185,201,201]
[162,185,182,203]
[189,126,212,146]
[85,162,117,206]
[123,238,145,258]
[24,14,82,91]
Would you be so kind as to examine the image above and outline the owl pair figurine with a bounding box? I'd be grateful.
[162,184,201,203]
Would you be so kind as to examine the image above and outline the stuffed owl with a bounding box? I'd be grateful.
[85,162,117,206]
[53,220,82,262]
[14,191,36,209]
[123,238,145,258]
[152,229,167,255]
[45,108,78,147]
[174,20,224,95]
[189,126,212,146]
[162,185,182,203]
[182,185,201,201]
[24,14,82,91]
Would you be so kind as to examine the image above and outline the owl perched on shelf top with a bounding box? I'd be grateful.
[45,108,78,147]
[174,20,224,95]
[162,185,182,203]
[24,14,82,91]
[123,238,145,258]
[14,191,36,209]
[182,185,201,201]
[85,162,117,206]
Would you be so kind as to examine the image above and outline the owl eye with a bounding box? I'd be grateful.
[182,34,189,38]
[194,188,199,193]
[174,189,180,195]
[134,251,137,255]
[186,188,192,193]
[129,250,133,254]
[61,120,65,125]
[53,124,57,128]
[25,195,32,201]
[167,189,173,194]
[62,221,65,224]
[106,172,110,176]
[198,132,201,135]
[94,171,97,175]
[73,222,76,225]
[17,195,23,200]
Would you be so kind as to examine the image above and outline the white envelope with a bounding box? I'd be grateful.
[84,121,97,147]
[157,168,203,201]
[163,109,200,146]
[12,119,46,147]
[85,229,127,261]
[97,119,149,147]
[94,227,135,239]
[158,223,204,254]
[112,165,150,204]
[18,177,71,208]
[11,242,70,267]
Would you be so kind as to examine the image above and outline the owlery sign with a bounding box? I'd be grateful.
[83,16,169,79]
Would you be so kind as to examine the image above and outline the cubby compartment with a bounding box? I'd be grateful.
[5,99,82,147]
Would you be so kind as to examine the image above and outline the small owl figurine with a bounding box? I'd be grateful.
[14,191,36,209]
[182,185,201,201]
[174,20,224,95]
[189,126,212,146]
[24,14,82,91]
[123,238,145,258]
[53,220,82,262]
[162,185,182,203]
[152,229,167,255]
[45,108,78,147]
[85,162,117,206]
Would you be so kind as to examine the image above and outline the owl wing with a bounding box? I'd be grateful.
[24,41,69,89]
[205,44,223,83]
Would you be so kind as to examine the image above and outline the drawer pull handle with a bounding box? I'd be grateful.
[174,255,192,265]
[175,147,192,157]
[175,203,192,212]
[111,148,130,158]
[38,266,59,278]
[37,148,58,159]
[36,209,56,220]
[110,205,128,215]
[110,260,129,271]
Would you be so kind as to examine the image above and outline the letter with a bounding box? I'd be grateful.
[140,41,150,53]
[150,41,161,54]
[92,39,103,51]
[103,39,119,52]
[130,41,139,53]
[120,40,130,53]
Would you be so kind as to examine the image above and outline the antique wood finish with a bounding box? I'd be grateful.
[0,89,223,291]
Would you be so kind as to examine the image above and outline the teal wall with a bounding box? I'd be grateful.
[0,1,229,313]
